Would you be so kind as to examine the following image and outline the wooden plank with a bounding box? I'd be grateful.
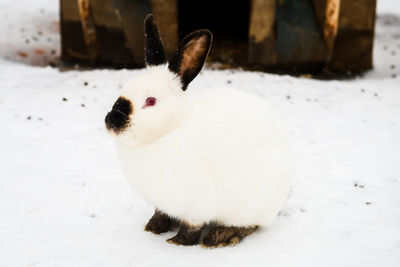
[274,0,326,64]
[324,0,341,51]
[151,0,178,58]
[60,0,89,62]
[77,0,99,61]
[312,0,327,34]
[91,0,139,67]
[61,0,80,21]
[313,0,341,58]
[60,0,376,73]
[249,0,327,67]
[248,0,276,65]
[111,0,152,65]
[329,0,376,72]
[337,0,376,31]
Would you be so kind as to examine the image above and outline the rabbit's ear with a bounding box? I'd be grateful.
[168,30,213,90]
[144,14,167,66]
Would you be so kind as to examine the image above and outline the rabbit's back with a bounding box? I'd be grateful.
[118,87,291,227]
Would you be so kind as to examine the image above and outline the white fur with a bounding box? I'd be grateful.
[111,65,291,227]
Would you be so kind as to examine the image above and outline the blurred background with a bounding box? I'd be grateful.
[59,0,376,75]
[0,0,398,77]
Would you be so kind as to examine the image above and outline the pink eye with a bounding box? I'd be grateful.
[144,97,156,107]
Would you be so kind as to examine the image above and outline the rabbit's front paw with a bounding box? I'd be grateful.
[145,210,178,234]
[201,225,258,248]
[166,223,203,246]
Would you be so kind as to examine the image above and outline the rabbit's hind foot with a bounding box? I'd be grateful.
[201,225,258,248]
[166,222,203,246]
[145,209,179,234]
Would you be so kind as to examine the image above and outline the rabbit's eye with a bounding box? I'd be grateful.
[144,97,156,107]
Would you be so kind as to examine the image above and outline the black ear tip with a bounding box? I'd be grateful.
[144,14,154,25]
[144,13,166,65]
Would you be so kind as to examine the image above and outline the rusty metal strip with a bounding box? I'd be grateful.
[324,0,341,57]
[77,0,99,61]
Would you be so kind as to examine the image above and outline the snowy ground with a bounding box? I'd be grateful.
[0,1,399,267]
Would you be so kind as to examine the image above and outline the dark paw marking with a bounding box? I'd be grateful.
[201,226,258,248]
[166,224,202,246]
[145,210,178,234]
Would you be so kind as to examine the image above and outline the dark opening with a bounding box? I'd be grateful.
[178,0,250,66]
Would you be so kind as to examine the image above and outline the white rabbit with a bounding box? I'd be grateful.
[105,14,291,248]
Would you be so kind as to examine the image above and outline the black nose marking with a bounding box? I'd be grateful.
[105,97,133,133]
[112,97,133,116]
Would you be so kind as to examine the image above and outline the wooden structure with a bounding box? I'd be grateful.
[61,0,376,73]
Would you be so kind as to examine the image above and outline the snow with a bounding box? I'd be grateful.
[377,0,400,16]
[0,1,399,266]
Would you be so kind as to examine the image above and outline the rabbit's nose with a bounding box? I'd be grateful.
[105,110,129,133]
[105,96,133,133]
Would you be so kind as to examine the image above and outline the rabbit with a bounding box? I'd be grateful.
[105,14,291,248]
